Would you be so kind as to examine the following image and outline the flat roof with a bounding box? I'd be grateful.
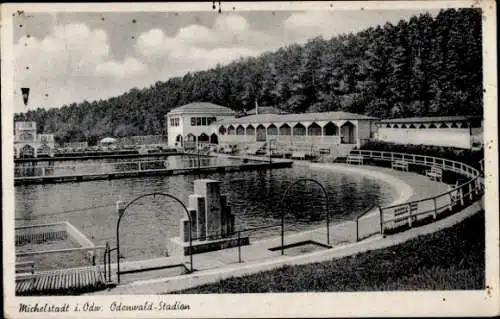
[245,106,288,115]
[219,111,378,125]
[168,102,235,115]
[377,116,482,123]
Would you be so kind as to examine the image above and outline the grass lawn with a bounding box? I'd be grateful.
[174,211,485,293]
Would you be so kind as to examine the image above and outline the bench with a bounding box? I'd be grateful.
[426,165,443,182]
[291,152,306,160]
[391,160,409,172]
[347,155,364,165]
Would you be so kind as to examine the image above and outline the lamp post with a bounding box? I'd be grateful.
[268,138,272,164]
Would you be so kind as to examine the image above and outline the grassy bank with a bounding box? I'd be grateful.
[174,211,485,293]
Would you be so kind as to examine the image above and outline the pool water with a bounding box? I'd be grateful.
[14,161,396,262]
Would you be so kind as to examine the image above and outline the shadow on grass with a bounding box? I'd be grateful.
[172,210,485,293]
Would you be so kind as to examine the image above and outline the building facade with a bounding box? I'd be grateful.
[166,102,236,147]
[215,111,378,157]
[14,121,55,158]
[374,116,483,149]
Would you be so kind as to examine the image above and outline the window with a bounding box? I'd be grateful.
[191,117,196,126]
[170,118,180,127]
[196,117,202,126]
[202,117,207,126]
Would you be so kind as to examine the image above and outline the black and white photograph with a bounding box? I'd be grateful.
[2,1,498,318]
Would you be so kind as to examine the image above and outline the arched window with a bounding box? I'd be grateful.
[267,124,278,136]
[219,126,226,135]
[227,125,235,135]
[279,124,291,136]
[236,125,245,135]
[199,133,209,143]
[307,122,322,136]
[324,122,338,136]
[246,125,255,136]
[340,121,356,144]
[293,123,306,136]
[256,124,266,141]
[210,133,219,144]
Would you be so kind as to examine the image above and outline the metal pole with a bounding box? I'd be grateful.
[281,212,285,255]
[269,139,272,164]
[238,231,242,263]
[433,197,438,219]
[379,206,384,235]
[326,191,330,246]
[197,144,201,178]
[107,248,111,281]
[356,217,359,242]
[116,227,121,284]
[189,222,193,272]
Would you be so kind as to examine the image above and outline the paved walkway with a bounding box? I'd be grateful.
[86,163,455,295]
[88,201,481,295]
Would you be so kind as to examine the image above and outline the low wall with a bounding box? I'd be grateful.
[15,222,104,271]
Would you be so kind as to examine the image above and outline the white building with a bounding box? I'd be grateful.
[374,116,483,149]
[14,121,55,158]
[165,102,236,148]
[215,111,378,157]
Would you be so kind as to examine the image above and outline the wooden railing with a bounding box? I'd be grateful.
[349,150,483,234]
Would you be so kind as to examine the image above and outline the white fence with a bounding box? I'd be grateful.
[349,150,483,235]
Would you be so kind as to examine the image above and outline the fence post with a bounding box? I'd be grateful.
[468,183,473,201]
[238,231,241,263]
[107,249,111,282]
[433,198,437,219]
[459,188,465,206]
[356,217,359,242]
[378,206,384,236]
[448,192,453,211]
[407,203,413,228]
[42,167,46,177]
[138,161,142,171]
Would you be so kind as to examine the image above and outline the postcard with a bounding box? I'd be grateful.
[2,1,498,318]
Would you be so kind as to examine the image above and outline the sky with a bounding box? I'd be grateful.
[11,8,440,113]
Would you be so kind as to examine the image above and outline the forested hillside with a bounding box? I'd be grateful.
[14,8,483,144]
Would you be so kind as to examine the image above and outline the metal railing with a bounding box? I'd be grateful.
[355,205,376,242]
[348,150,483,234]
[14,158,215,178]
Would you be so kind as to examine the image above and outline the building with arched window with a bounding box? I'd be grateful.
[165,102,236,148]
[374,116,483,149]
[14,122,55,158]
[216,111,378,157]
[165,102,483,155]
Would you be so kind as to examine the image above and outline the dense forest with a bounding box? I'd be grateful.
[14,8,483,144]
